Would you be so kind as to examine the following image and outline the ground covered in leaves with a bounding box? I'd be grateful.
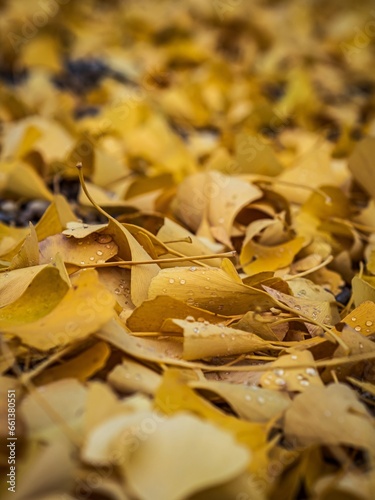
[1,0,375,499]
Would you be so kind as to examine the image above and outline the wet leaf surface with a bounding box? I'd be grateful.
[1,1,375,499]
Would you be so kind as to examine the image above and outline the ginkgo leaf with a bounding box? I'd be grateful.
[348,137,375,201]
[154,369,268,453]
[8,222,39,269]
[3,269,115,350]
[157,217,222,267]
[35,195,78,242]
[1,115,74,163]
[107,358,161,395]
[127,295,228,332]
[174,171,262,244]
[263,285,340,335]
[259,350,323,392]
[284,383,375,453]
[76,178,160,306]
[20,379,88,442]
[62,222,108,238]
[149,265,274,315]
[12,442,75,500]
[0,224,29,258]
[320,325,375,382]
[171,319,270,360]
[0,263,53,307]
[240,237,305,275]
[0,159,53,201]
[34,341,111,385]
[123,413,250,500]
[190,379,291,422]
[97,317,184,366]
[232,310,286,341]
[0,262,70,324]
[352,275,375,307]
[39,232,118,266]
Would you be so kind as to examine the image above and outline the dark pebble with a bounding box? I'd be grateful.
[335,285,351,305]
[74,106,100,120]
[53,58,111,94]
[17,199,50,226]
[0,66,28,86]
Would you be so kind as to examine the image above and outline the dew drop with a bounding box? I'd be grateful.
[351,317,357,322]
[245,394,252,401]
[89,256,95,261]
[305,367,316,376]
[185,315,195,322]
[299,378,310,387]
[257,396,265,405]
[359,343,364,349]
[96,250,103,256]
[169,278,175,284]
[220,333,225,338]
[291,355,298,360]
[204,286,210,290]
[193,327,200,333]
[275,378,286,386]
[98,234,112,244]
[274,368,284,376]
[294,305,301,311]
[187,298,195,305]
[80,261,85,265]
[355,326,361,332]
[180,279,186,285]
[114,288,121,294]
[189,266,197,272]
[366,320,373,327]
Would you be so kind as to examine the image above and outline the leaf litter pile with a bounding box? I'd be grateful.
[2,0,375,499]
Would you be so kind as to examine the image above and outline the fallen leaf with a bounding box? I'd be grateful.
[284,383,375,453]
[123,413,250,500]
[3,269,115,350]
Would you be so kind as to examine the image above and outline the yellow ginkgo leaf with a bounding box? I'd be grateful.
[240,237,305,275]
[148,265,274,315]
[123,413,250,500]
[3,269,115,350]
[171,319,269,360]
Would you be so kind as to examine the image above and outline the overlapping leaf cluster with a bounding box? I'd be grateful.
[1,0,375,499]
